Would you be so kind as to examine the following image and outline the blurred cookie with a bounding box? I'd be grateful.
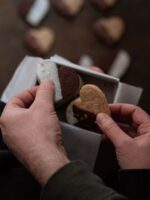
[52,0,85,16]
[19,0,50,26]
[91,0,117,10]
[24,27,55,56]
[94,16,125,45]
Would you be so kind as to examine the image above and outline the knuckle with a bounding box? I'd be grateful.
[9,96,17,103]
[117,137,131,149]
[139,123,150,134]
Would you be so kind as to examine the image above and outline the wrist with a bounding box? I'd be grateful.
[24,147,70,185]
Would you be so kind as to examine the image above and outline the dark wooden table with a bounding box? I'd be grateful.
[0,0,150,112]
[0,1,150,199]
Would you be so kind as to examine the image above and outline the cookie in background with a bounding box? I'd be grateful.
[19,0,50,26]
[94,16,125,45]
[91,0,118,10]
[24,27,55,56]
[51,0,85,17]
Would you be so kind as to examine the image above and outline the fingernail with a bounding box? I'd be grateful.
[41,79,51,83]
[41,79,54,86]
[96,113,108,123]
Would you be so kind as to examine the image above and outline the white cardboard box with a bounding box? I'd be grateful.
[1,55,143,105]
[50,55,143,105]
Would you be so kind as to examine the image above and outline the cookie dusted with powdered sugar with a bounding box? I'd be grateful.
[37,61,83,104]
[19,0,50,26]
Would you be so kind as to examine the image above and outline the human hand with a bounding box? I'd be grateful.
[89,66,104,73]
[96,103,150,169]
[0,80,70,185]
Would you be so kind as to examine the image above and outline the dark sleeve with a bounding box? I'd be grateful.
[41,161,127,200]
[119,169,150,200]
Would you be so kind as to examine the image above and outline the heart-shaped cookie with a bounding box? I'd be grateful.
[73,84,110,117]
[65,84,110,132]
[52,0,85,16]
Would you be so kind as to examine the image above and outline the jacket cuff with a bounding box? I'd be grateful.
[41,161,126,200]
[40,161,88,200]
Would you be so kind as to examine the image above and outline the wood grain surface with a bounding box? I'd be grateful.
[0,0,150,112]
[0,1,150,195]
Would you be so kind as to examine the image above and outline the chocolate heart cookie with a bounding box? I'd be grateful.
[66,84,110,132]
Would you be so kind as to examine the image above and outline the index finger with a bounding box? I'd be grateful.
[110,103,150,126]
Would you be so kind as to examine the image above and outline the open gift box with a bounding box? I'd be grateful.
[0,55,143,171]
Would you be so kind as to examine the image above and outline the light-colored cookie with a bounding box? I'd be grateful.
[91,0,117,10]
[19,0,50,26]
[73,84,110,115]
[52,0,85,16]
[24,27,55,56]
[94,16,125,45]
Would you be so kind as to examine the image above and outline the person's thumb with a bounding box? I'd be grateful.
[96,113,130,148]
[34,80,55,111]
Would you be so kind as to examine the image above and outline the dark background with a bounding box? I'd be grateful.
[0,0,150,112]
[0,1,150,198]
